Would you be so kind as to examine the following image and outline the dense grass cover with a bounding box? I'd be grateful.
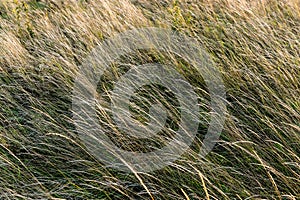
[0,0,299,199]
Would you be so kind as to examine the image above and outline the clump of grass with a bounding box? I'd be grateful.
[0,0,299,199]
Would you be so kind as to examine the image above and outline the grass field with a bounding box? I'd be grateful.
[0,0,299,199]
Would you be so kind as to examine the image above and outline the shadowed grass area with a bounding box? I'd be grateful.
[0,0,299,199]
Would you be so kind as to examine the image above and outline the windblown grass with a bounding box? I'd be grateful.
[0,0,299,199]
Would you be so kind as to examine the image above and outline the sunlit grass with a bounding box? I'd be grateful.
[0,0,299,199]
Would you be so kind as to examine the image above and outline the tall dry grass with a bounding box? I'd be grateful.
[0,0,299,199]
